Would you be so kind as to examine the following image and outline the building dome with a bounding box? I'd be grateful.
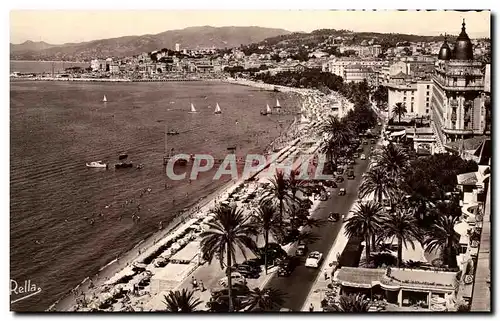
[437,35,452,60]
[453,19,474,60]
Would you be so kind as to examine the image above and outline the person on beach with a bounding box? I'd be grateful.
[309,303,314,312]
[191,277,198,289]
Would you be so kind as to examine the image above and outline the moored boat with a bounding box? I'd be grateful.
[115,163,133,169]
[86,161,108,168]
[167,130,179,136]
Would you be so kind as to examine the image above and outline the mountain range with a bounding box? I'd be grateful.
[10,26,291,61]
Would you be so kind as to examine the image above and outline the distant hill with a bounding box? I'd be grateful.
[10,40,57,52]
[10,26,291,61]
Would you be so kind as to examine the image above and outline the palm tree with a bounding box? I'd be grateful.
[329,294,370,312]
[344,201,383,264]
[288,169,308,202]
[379,207,422,267]
[423,214,461,268]
[359,167,396,205]
[392,102,407,123]
[263,170,294,228]
[200,204,259,312]
[243,287,287,311]
[320,115,354,170]
[358,167,397,249]
[163,289,202,312]
[253,200,280,274]
[376,143,409,179]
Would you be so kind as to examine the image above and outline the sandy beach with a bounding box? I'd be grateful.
[49,78,343,312]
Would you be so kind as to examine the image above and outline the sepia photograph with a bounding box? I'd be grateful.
[8,6,491,313]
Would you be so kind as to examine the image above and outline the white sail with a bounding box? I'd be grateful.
[190,103,197,113]
[266,104,272,114]
[214,103,222,114]
[103,95,107,102]
[276,99,281,107]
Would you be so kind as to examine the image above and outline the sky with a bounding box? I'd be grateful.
[10,10,491,45]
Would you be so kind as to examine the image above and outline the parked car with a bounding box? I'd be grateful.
[295,243,308,256]
[323,180,337,188]
[353,153,359,159]
[371,139,376,144]
[338,188,346,196]
[360,154,366,160]
[347,171,355,179]
[319,192,329,201]
[219,272,246,287]
[336,168,344,175]
[305,251,323,268]
[363,141,368,145]
[228,264,261,278]
[278,256,300,276]
[336,176,344,183]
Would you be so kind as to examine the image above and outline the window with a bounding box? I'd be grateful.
[411,97,414,101]
[426,102,429,107]
[426,109,429,114]
[426,97,429,102]
[426,91,430,96]
[411,91,414,95]
[404,96,407,101]
[411,103,414,112]
[426,85,430,89]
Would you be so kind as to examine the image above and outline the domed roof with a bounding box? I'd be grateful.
[453,19,474,60]
[437,35,452,60]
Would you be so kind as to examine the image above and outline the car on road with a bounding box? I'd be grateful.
[336,168,344,175]
[328,212,341,222]
[338,188,346,196]
[360,154,366,160]
[348,159,355,165]
[347,171,355,179]
[363,141,368,145]
[305,251,323,268]
[295,243,308,256]
[371,139,376,144]
[323,180,337,188]
[335,176,344,183]
[278,256,300,276]
[319,192,329,201]
[353,153,359,158]
[219,272,247,287]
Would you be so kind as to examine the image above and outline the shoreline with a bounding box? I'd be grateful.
[46,79,339,312]
[10,76,224,83]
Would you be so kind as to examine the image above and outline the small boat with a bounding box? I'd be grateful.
[261,104,272,115]
[118,154,128,161]
[275,99,281,108]
[167,130,179,136]
[86,161,108,168]
[115,163,133,169]
[103,95,107,102]
[273,86,280,92]
[136,164,144,170]
[189,103,197,113]
[214,103,222,114]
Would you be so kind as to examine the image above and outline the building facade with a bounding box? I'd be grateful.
[431,20,489,144]
[387,73,433,119]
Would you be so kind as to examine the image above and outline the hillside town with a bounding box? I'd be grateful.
[11,17,491,313]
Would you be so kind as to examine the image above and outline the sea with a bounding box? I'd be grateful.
[10,63,300,311]
[11,60,88,74]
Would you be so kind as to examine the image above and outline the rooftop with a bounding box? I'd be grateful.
[457,172,478,186]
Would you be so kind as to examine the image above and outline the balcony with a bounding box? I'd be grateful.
[432,75,484,91]
[450,99,459,107]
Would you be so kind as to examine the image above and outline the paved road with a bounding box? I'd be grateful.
[264,142,373,311]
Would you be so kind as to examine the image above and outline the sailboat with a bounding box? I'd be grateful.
[103,95,107,102]
[275,99,281,108]
[189,103,197,113]
[214,103,222,114]
[261,104,273,116]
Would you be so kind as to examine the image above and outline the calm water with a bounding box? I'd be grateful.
[10,60,88,74]
[10,79,299,311]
